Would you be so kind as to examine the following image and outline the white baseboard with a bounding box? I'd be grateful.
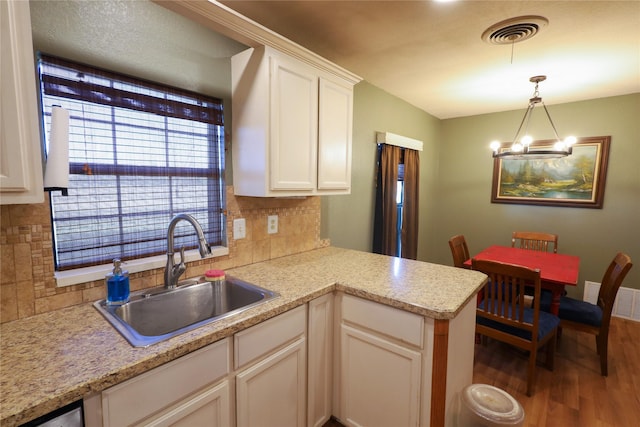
[583,281,640,322]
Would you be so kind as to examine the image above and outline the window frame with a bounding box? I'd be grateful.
[37,54,229,287]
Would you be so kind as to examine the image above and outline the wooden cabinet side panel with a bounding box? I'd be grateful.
[430,319,449,427]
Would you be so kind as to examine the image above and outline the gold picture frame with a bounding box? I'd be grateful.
[491,136,611,209]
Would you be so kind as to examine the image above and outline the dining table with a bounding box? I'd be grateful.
[464,245,580,315]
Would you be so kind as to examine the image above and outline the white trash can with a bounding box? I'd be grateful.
[458,384,524,427]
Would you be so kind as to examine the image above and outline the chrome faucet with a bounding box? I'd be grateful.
[164,214,212,289]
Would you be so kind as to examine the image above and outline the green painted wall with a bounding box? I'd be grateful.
[436,94,640,296]
[324,90,639,295]
[320,82,442,259]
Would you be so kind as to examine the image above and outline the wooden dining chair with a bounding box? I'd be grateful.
[448,234,470,268]
[472,259,560,396]
[511,231,558,253]
[541,252,633,376]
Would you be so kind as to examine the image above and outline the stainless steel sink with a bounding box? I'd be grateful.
[94,276,279,347]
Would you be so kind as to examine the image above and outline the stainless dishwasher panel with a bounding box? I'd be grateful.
[20,400,83,427]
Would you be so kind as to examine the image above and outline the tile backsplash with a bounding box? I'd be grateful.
[0,187,327,323]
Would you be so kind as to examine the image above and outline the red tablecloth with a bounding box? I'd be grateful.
[464,245,579,287]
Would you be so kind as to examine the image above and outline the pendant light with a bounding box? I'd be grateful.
[490,76,576,160]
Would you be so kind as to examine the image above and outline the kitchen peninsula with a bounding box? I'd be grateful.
[0,247,485,427]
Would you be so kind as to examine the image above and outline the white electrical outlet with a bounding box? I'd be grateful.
[267,215,278,234]
[233,218,246,239]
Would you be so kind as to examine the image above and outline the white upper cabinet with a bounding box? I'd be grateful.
[231,45,354,197]
[269,51,318,191]
[317,78,353,191]
[0,0,44,205]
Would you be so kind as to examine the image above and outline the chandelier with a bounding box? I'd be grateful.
[490,75,576,160]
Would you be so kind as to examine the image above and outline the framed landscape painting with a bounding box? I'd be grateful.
[491,136,611,208]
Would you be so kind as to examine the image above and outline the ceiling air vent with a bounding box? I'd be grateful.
[481,16,549,45]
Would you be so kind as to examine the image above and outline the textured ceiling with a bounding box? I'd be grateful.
[220,0,640,119]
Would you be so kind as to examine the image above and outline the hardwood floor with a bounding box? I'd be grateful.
[324,317,640,427]
[474,317,640,427]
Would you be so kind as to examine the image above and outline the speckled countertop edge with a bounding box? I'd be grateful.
[0,247,486,426]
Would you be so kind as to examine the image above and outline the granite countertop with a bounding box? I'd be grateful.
[0,247,485,426]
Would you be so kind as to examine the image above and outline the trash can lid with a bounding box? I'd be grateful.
[461,384,525,425]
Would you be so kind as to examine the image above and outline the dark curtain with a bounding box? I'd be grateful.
[372,144,400,256]
[372,143,420,259]
[401,148,419,260]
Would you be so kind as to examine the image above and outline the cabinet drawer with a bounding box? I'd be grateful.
[102,338,230,426]
[234,305,307,369]
[341,294,424,347]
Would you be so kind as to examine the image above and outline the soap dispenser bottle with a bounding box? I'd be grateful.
[106,258,130,305]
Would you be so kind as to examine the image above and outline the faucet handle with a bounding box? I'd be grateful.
[170,246,187,285]
[179,246,186,264]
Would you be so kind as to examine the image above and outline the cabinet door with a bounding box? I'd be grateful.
[317,78,352,191]
[236,337,307,427]
[340,325,421,427]
[0,0,44,204]
[137,380,231,427]
[101,339,230,426]
[269,53,318,191]
[308,294,334,427]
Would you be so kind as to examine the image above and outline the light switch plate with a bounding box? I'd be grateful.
[267,215,278,234]
[233,218,246,239]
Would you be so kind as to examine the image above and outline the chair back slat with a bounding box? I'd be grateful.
[472,258,557,396]
[511,231,558,253]
[448,234,470,268]
[473,259,543,342]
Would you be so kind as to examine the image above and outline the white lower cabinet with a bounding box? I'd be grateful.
[94,338,231,427]
[336,294,423,427]
[85,294,472,427]
[236,337,306,426]
[340,326,421,427]
[234,304,307,427]
[88,306,309,427]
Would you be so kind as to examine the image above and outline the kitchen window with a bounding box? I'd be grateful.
[37,54,227,283]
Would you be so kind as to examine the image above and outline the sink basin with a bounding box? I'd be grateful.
[94,276,279,347]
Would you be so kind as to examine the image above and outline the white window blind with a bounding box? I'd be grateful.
[38,54,226,271]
